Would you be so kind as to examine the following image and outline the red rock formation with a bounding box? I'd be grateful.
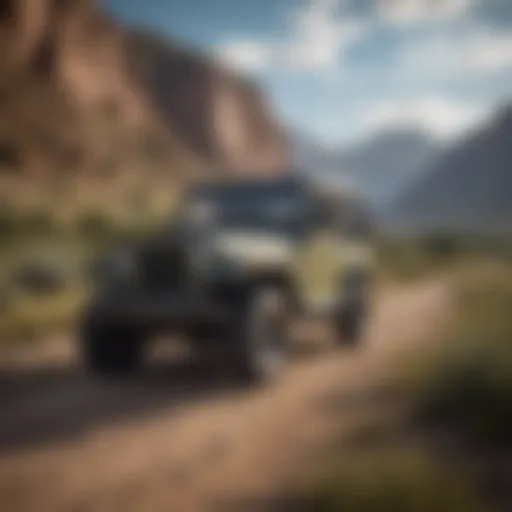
[211,71,289,174]
[0,0,289,178]
[127,32,290,175]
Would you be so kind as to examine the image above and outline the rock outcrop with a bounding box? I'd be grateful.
[126,32,289,175]
[0,0,289,184]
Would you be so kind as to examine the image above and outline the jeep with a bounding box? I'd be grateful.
[80,176,376,383]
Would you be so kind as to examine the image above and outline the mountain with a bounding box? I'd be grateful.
[390,107,512,232]
[292,128,437,209]
[337,129,437,209]
[289,129,333,170]
[0,0,189,178]
[0,0,289,212]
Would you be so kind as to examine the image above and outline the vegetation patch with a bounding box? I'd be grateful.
[397,263,512,448]
[378,232,512,283]
[301,260,512,512]
[0,287,88,345]
[303,445,485,512]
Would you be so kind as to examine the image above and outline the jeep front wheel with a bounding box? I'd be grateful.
[335,306,367,347]
[82,323,145,377]
[231,288,289,384]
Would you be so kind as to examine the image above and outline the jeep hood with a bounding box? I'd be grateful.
[213,231,294,267]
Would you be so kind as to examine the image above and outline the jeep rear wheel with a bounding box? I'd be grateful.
[335,306,366,347]
[334,276,371,348]
[82,323,145,377]
[231,288,289,384]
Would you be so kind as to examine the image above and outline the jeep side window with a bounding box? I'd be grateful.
[344,206,373,240]
[308,197,333,233]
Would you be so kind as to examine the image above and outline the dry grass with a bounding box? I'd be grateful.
[396,262,512,447]
[301,260,512,512]
[303,444,485,512]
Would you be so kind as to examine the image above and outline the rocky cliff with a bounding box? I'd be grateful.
[126,32,289,175]
[0,0,289,197]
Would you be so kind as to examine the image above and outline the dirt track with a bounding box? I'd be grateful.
[0,281,450,512]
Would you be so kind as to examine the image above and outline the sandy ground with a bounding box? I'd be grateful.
[0,280,450,512]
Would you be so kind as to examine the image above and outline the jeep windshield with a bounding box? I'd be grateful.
[184,180,307,236]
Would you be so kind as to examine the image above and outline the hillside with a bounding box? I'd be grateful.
[0,0,289,214]
[390,107,512,232]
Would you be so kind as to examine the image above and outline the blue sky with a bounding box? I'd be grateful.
[102,0,512,146]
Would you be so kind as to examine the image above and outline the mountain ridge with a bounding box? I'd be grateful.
[292,127,437,208]
[389,105,512,232]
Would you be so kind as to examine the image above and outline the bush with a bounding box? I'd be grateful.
[0,287,88,345]
[75,210,114,240]
[19,210,57,236]
[377,232,511,282]
[377,237,434,281]
[74,210,148,245]
[0,205,58,242]
[0,284,17,312]
[303,447,484,512]
[0,202,15,240]
[397,264,512,447]
[420,231,462,262]
[13,256,73,295]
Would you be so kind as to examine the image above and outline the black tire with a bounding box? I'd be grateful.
[230,287,289,384]
[334,274,371,348]
[82,322,145,377]
[335,306,366,348]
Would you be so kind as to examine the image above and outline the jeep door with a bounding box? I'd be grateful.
[335,200,376,308]
[292,195,343,314]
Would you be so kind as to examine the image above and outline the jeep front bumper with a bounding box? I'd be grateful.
[86,293,233,330]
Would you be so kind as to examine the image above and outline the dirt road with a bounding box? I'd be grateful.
[0,281,450,512]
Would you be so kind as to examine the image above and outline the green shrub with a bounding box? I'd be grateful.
[75,210,114,240]
[20,210,57,236]
[0,287,88,345]
[13,255,74,295]
[0,202,15,240]
[0,205,58,242]
[74,210,151,246]
[419,231,463,262]
[303,447,484,512]
[377,238,434,281]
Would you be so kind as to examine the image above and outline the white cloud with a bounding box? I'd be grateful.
[214,40,275,72]
[282,0,365,69]
[215,0,366,72]
[391,27,512,84]
[360,97,489,140]
[377,0,473,24]
[459,32,512,73]
[216,0,510,79]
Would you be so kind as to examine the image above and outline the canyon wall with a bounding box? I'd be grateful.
[0,0,289,183]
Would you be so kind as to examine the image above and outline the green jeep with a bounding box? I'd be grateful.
[81,176,376,383]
